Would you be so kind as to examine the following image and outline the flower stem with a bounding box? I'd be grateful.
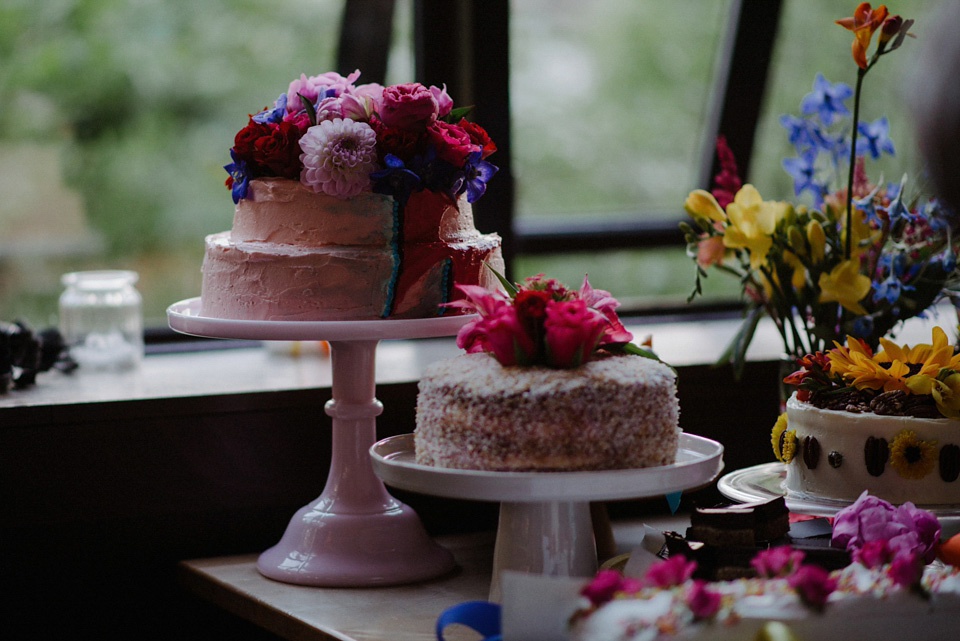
[844,66,866,260]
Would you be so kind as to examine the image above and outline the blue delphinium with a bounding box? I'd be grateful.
[856,117,895,159]
[370,154,422,205]
[252,94,288,124]
[799,73,853,126]
[459,151,499,203]
[224,150,251,204]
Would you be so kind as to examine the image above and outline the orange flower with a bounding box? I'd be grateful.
[836,3,890,69]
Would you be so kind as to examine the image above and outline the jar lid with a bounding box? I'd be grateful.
[61,270,139,290]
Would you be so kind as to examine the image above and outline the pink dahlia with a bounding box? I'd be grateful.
[299,118,379,198]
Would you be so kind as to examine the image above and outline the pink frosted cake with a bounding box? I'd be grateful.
[413,274,681,471]
[774,328,960,507]
[200,70,503,321]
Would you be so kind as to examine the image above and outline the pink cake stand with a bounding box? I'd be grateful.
[167,297,470,586]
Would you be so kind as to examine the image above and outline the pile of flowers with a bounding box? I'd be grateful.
[681,4,958,373]
[781,326,960,420]
[448,273,654,369]
[223,70,497,205]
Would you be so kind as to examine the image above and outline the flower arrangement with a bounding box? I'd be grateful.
[780,326,960,420]
[681,4,958,373]
[448,272,655,369]
[223,70,497,205]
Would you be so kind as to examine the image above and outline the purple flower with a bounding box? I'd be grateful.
[223,150,251,204]
[832,491,942,565]
[750,545,806,578]
[370,154,422,205]
[788,564,837,610]
[299,118,379,199]
[856,117,896,159]
[800,73,853,126]
[459,151,498,203]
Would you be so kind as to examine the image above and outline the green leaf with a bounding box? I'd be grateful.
[485,262,518,297]
[444,105,474,122]
[716,305,763,379]
[298,93,317,127]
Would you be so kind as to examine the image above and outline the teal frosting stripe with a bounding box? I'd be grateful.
[382,199,401,318]
[438,257,453,315]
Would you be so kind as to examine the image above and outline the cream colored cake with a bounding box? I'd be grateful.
[783,393,960,506]
[200,178,504,321]
[414,352,681,471]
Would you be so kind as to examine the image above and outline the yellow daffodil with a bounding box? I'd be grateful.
[889,429,938,479]
[684,189,726,223]
[806,220,826,263]
[817,259,871,315]
[723,185,789,271]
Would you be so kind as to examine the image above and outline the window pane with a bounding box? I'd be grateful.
[510,0,732,221]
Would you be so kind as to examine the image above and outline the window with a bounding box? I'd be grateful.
[0,0,941,330]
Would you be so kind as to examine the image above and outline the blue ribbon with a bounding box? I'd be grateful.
[665,490,683,514]
[436,601,502,641]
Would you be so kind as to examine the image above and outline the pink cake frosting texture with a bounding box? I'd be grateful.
[200,178,503,321]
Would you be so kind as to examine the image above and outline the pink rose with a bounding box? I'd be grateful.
[685,580,721,620]
[380,82,439,129]
[482,305,537,366]
[426,119,479,166]
[852,539,892,568]
[430,84,454,119]
[888,551,924,588]
[787,564,836,610]
[543,299,606,368]
[832,491,941,564]
[750,545,805,578]
[642,555,696,589]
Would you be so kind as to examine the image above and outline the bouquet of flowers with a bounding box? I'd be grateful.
[448,272,656,369]
[223,70,497,205]
[681,3,958,374]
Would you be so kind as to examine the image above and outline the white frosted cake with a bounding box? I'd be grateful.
[775,328,960,507]
[414,351,680,471]
[200,70,503,321]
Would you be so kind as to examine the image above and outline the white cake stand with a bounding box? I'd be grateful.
[371,432,724,600]
[167,297,472,587]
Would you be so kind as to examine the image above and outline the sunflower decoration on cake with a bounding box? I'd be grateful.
[681,3,960,375]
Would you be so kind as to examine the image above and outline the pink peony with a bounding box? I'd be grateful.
[832,491,941,564]
[642,555,697,589]
[299,118,379,198]
[685,580,722,620]
[543,299,607,368]
[787,564,836,610]
[286,70,361,112]
[750,545,806,578]
[426,119,479,166]
[380,82,439,129]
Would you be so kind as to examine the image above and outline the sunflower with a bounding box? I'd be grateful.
[771,413,798,463]
[889,429,938,480]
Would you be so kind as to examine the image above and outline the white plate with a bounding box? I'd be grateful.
[718,462,960,517]
[166,297,475,341]
[370,432,724,503]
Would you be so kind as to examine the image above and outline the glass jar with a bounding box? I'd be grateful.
[59,270,143,370]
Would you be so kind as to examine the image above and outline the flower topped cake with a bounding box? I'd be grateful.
[414,273,681,471]
[199,70,504,321]
[774,327,960,505]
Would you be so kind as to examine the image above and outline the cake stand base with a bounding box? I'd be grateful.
[256,500,454,587]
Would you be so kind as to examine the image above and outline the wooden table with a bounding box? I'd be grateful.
[179,517,690,641]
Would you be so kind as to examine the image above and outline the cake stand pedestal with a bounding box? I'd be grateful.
[371,432,724,600]
[167,297,471,586]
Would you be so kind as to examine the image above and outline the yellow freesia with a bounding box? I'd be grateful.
[818,258,871,315]
[684,189,726,222]
[843,207,881,259]
[806,220,826,263]
[723,185,789,271]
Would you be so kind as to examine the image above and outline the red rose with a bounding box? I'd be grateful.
[458,118,497,159]
[371,118,426,163]
[254,121,303,179]
[426,120,479,167]
[380,82,439,129]
[233,119,273,162]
